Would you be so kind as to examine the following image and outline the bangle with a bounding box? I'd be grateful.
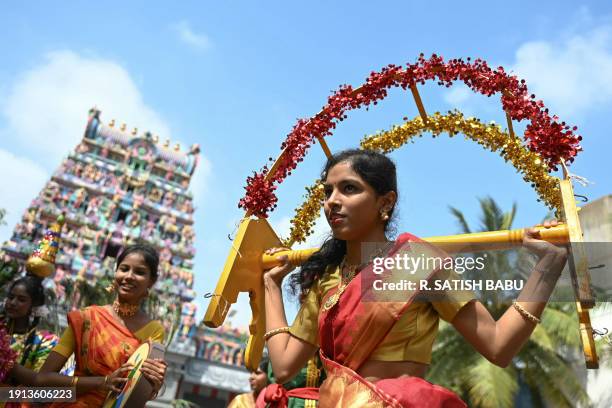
[71,376,79,387]
[512,300,541,324]
[264,326,291,341]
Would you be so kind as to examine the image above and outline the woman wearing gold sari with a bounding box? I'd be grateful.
[263,149,568,407]
[8,244,168,407]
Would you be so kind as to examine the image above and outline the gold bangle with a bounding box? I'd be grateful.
[264,326,291,341]
[512,300,541,324]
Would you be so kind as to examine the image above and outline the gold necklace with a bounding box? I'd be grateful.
[322,242,392,312]
[112,299,139,318]
[322,259,356,312]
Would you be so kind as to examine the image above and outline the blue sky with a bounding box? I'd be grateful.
[0,1,610,328]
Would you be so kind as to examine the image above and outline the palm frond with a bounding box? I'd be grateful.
[500,202,517,230]
[540,308,582,348]
[449,206,472,234]
[479,197,503,232]
[464,356,518,408]
[429,325,479,392]
[522,342,590,407]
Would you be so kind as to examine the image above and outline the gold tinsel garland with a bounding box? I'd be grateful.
[282,181,326,247]
[283,111,562,245]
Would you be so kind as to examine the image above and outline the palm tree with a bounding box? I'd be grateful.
[427,197,589,408]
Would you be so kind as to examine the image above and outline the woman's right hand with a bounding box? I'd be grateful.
[263,247,296,285]
[104,362,134,393]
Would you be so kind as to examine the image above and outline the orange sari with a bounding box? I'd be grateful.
[50,305,141,408]
[317,233,466,408]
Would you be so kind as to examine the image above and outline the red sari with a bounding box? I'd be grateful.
[317,233,466,407]
[50,305,142,408]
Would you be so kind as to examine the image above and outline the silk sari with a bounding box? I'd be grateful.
[317,233,466,408]
[49,305,141,408]
[256,356,324,408]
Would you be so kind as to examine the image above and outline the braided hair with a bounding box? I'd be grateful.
[288,149,398,302]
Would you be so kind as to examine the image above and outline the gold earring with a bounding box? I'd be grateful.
[380,209,389,221]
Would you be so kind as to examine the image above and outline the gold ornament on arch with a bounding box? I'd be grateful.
[280,110,561,247]
[204,61,597,373]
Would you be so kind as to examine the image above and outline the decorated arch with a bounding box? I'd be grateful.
[237,54,582,246]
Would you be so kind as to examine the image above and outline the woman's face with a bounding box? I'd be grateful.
[249,367,268,394]
[323,161,392,242]
[4,284,33,319]
[114,252,153,303]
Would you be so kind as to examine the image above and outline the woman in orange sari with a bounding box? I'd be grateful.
[263,149,568,407]
[8,243,168,407]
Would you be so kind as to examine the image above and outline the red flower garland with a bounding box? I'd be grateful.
[0,321,18,383]
[239,54,582,218]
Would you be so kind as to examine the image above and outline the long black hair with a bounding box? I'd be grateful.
[289,149,398,302]
[3,275,46,365]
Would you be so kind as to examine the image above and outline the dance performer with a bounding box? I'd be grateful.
[1,275,59,408]
[7,243,168,407]
[263,149,568,407]
[2,276,58,372]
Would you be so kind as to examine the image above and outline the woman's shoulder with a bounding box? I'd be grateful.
[76,304,105,314]
[318,264,340,291]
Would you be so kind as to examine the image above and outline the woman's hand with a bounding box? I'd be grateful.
[141,358,167,398]
[104,362,134,393]
[263,248,296,285]
[523,219,568,261]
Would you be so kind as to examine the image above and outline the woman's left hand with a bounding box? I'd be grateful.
[523,219,568,260]
[141,358,167,397]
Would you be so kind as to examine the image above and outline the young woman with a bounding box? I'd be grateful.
[263,149,568,407]
[8,243,169,407]
[228,357,270,408]
[2,275,58,372]
[2,275,59,408]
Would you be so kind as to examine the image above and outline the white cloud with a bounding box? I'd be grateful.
[441,24,612,120]
[1,50,173,166]
[272,212,330,250]
[0,49,213,241]
[511,26,612,118]
[171,21,211,50]
[0,149,49,241]
[443,83,472,106]
[190,154,212,202]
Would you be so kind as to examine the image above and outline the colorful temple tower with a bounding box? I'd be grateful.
[1,108,200,338]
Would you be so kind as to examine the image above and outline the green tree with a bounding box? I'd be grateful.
[427,197,589,408]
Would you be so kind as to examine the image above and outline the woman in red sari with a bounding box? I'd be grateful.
[263,149,568,407]
[8,244,168,407]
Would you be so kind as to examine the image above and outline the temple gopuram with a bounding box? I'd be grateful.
[1,107,199,340]
[1,108,254,407]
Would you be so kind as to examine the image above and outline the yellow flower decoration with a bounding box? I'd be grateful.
[283,111,561,245]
